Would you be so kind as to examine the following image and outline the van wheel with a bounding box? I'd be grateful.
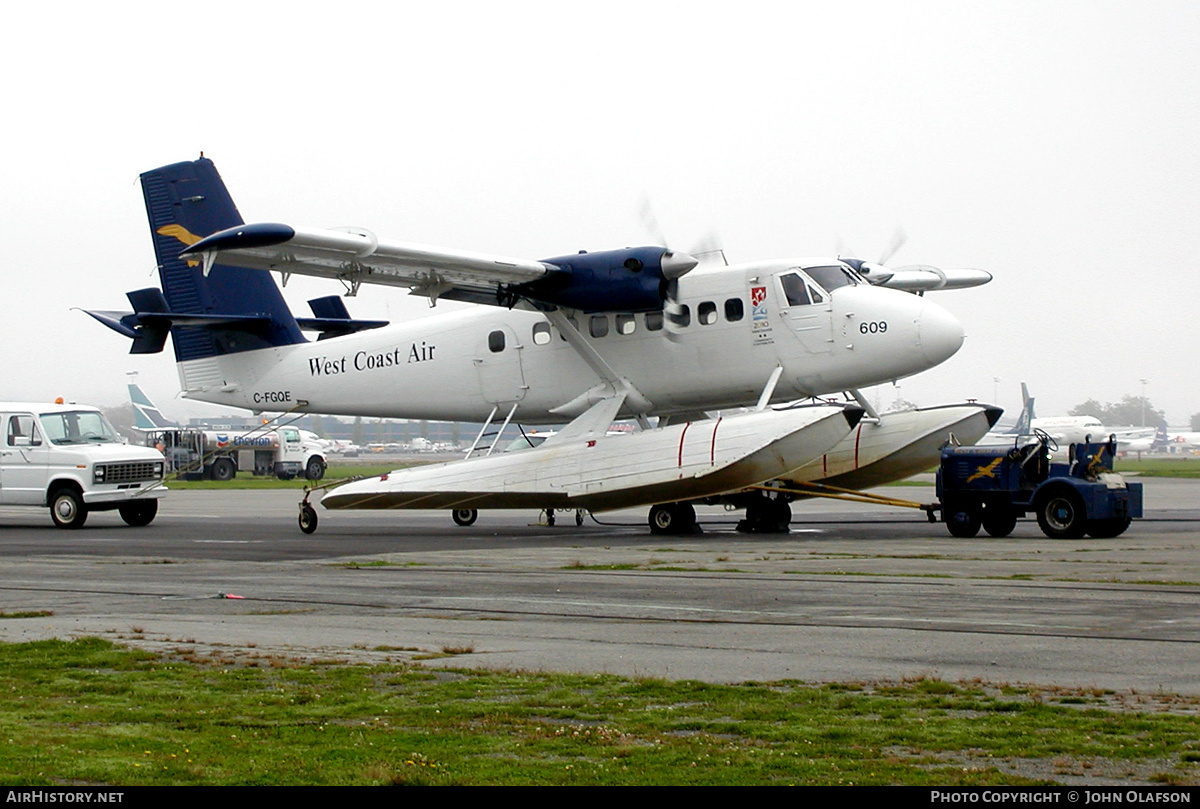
[305,457,326,481]
[118,500,158,527]
[50,488,88,529]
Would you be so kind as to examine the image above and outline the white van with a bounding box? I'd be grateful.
[0,402,166,528]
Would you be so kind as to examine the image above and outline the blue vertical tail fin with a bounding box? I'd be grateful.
[135,157,306,362]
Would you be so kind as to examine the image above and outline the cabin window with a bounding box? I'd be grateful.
[589,314,609,338]
[725,297,744,321]
[668,304,691,328]
[698,301,718,325]
[532,322,552,345]
[644,311,664,331]
[560,315,579,340]
[488,330,506,353]
[615,314,636,335]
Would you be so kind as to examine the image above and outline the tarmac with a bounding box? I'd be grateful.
[1,477,1198,692]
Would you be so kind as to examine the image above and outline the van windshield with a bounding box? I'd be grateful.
[38,411,122,445]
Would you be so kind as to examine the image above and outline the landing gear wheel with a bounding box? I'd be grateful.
[738,495,791,533]
[648,502,697,535]
[981,508,1016,538]
[118,499,158,527]
[1086,516,1132,539]
[545,509,556,527]
[1036,490,1087,539]
[50,488,88,530]
[299,503,318,534]
[452,508,478,527]
[305,457,326,481]
[575,509,585,527]
[210,457,235,482]
[946,508,982,538]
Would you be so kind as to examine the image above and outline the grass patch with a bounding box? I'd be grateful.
[164,463,427,490]
[1114,458,1200,478]
[0,611,53,620]
[1,639,1199,785]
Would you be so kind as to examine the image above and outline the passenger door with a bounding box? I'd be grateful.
[1,413,50,505]
[776,270,833,355]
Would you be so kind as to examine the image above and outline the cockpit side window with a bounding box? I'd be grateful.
[780,273,811,307]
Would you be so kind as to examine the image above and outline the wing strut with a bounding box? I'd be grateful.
[755,365,785,411]
[845,389,881,423]
[545,310,653,429]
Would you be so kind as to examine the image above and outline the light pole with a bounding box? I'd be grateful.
[1140,379,1149,427]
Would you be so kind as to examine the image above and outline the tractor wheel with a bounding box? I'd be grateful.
[1036,489,1087,539]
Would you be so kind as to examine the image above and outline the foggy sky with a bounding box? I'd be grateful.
[2,1,1197,424]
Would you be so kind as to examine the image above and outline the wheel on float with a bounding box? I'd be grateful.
[299,503,318,534]
[648,502,696,535]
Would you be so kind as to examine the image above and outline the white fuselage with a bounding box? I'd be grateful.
[175,260,965,423]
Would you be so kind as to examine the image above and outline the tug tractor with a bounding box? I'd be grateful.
[936,430,1142,539]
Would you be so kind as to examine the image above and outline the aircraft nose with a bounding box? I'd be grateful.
[916,300,965,366]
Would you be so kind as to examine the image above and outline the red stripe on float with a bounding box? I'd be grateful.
[678,422,691,467]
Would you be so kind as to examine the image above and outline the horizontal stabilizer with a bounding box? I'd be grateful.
[82,285,276,354]
[296,296,389,340]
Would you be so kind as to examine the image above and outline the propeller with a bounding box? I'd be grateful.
[842,227,908,279]
[637,196,712,337]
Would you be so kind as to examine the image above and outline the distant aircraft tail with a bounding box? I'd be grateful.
[1011,382,1036,435]
[1152,419,1170,452]
[128,382,177,430]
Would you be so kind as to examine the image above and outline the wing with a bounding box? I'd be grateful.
[181,222,552,304]
[181,223,696,311]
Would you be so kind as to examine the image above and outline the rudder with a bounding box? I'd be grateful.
[139,158,306,363]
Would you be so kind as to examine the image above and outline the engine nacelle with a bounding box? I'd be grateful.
[508,246,697,312]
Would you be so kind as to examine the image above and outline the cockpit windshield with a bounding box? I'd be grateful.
[780,263,864,307]
[804,265,861,293]
[38,410,122,445]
